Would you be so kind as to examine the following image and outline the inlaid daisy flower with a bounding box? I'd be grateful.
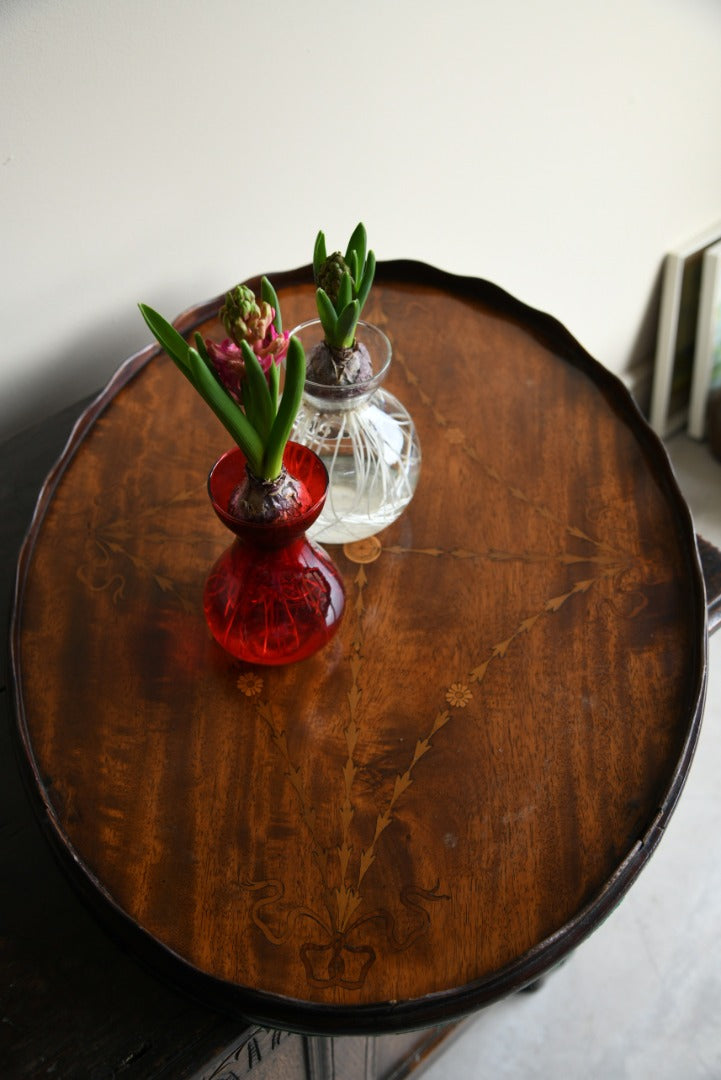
[237,673,263,697]
[446,683,472,708]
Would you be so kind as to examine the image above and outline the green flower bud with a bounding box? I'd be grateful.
[315,252,350,307]
[220,285,261,345]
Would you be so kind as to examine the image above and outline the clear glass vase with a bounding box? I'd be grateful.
[290,320,421,545]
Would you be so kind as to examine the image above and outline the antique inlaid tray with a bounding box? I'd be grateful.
[11,262,708,1035]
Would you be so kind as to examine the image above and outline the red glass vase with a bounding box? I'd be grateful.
[203,443,345,665]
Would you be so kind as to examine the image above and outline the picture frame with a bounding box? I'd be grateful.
[687,240,721,439]
[649,221,721,437]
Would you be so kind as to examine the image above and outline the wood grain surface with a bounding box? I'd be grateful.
[11,262,708,1034]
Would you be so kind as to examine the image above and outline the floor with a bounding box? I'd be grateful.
[423,434,721,1080]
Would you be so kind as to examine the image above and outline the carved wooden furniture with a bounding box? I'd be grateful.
[8,262,720,1073]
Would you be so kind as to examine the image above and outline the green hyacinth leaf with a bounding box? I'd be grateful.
[356,249,376,315]
[268,358,280,414]
[193,332,220,383]
[240,340,274,443]
[186,346,264,473]
[138,304,193,375]
[347,249,359,288]
[316,287,339,343]
[264,336,306,480]
[194,331,210,363]
[313,231,327,281]
[239,363,260,434]
[336,299,360,349]
[345,222,367,280]
[260,276,282,331]
[336,271,353,316]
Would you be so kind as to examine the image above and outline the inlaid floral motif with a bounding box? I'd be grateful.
[446,684,473,708]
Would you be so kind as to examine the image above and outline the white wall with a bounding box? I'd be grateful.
[3,0,721,442]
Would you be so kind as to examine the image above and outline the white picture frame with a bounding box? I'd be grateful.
[687,240,721,439]
[649,221,721,437]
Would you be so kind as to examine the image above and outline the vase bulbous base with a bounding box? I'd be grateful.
[299,386,421,544]
[203,536,345,665]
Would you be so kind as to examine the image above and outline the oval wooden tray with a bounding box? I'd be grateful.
[11,261,708,1035]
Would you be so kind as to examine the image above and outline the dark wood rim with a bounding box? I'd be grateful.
[10,260,709,1035]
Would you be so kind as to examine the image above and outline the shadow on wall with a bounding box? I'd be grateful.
[1,313,153,445]
[622,262,664,412]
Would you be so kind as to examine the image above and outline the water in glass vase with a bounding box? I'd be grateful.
[301,394,421,544]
